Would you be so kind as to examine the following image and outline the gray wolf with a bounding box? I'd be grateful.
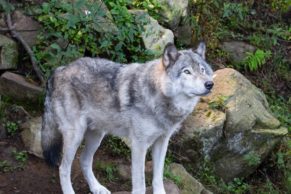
[41,42,213,194]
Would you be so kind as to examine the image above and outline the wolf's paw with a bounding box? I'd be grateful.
[91,185,111,194]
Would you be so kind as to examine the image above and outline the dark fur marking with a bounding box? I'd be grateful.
[97,65,121,90]
[71,86,83,109]
[128,74,136,106]
[43,136,63,167]
[46,70,56,99]
[147,79,156,95]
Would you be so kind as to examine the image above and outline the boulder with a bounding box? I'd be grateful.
[156,0,189,29]
[117,161,153,181]
[172,68,288,181]
[20,117,43,158]
[221,41,256,64]
[130,10,174,55]
[11,11,42,47]
[113,180,180,194]
[168,163,212,194]
[0,72,43,102]
[0,34,18,70]
[155,0,193,45]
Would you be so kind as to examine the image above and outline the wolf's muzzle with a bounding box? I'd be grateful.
[204,81,214,90]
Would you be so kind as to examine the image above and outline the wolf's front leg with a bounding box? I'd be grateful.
[131,139,148,194]
[152,135,171,194]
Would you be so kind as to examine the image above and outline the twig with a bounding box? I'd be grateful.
[5,12,45,86]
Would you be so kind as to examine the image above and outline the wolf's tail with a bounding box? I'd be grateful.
[41,74,62,167]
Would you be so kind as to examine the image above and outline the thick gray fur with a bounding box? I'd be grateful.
[41,42,213,194]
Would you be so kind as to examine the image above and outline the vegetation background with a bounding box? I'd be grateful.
[0,0,290,193]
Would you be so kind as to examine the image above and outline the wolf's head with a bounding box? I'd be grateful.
[161,42,214,98]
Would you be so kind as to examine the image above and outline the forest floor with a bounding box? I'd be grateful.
[0,134,134,194]
[0,1,290,194]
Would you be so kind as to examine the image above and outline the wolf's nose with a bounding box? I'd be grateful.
[204,81,214,90]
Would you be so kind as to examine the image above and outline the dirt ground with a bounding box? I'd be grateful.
[0,136,132,194]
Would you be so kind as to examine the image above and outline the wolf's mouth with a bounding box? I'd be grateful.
[191,90,211,96]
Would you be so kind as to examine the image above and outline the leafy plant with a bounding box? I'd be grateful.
[95,161,117,182]
[5,121,19,136]
[267,25,291,41]
[208,95,229,111]
[34,0,154,78]
[13,150,28,163]
[243,151,261,166]
[268,96,291,132]
[132,0,162,20]
[243,49,272,71]
[222,2,248,29]
[103,135,131,158]
[163,165,182,188]
[0,160,13,173]
[197,159,219,186]
[223,177,250,194]
[0,0,14,13]
[104,164,117,182]
[270,0,291,12]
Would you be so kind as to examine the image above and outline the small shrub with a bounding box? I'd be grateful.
[132,0,162,20]
[103,135,131,158]
[243,49,272,71]
[5,121,19,136]
[163,165,183,188]
[243,151,261,166]
[13,150,28,163]
[208,95,229,111]
[0,160,13,173]
[223,177,250,194]
[95,161,117,182]
[222,2,249,29]
[34,0,155,78]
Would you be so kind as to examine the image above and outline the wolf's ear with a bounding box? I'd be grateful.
[163,43,179,68]
[196,42,206,59]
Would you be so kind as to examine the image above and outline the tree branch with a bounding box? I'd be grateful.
[5,12,45,86]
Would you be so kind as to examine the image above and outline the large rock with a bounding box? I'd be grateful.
[155,0,192,45]
[0,72,43,102]
[113,180,180,194]
[130,10,174,55]
[221,41,256,64]
[0,34,18,70]
[117,161,153,181]
[172,68,288,181]
[11,11,42,47]
[21,117,43,158]
[156,0,189,29]
[168,163,212,194]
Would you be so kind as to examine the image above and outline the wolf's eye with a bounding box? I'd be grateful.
[200,66,205,74]
[183,69,191,74]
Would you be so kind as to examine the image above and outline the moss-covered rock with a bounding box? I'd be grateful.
[0,35,18,70]
[172,68,288,181]
[168,163,212,194]
[130,10,174,55]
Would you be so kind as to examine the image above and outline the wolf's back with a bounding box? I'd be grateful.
[41,73,62,167]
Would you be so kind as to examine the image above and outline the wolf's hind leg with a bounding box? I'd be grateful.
[59,129,85,194]
[80,130,110,194]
